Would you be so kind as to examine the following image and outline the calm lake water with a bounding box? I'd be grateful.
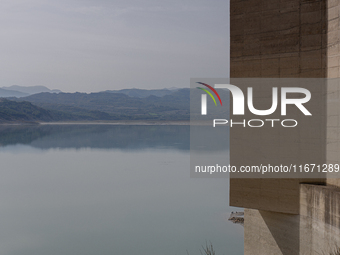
[0,124,243,255]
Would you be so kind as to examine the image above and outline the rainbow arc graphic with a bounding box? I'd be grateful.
[196,82,223,106]
[196,82,222,115]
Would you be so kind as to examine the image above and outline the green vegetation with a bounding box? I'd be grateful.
[0,99,55,123]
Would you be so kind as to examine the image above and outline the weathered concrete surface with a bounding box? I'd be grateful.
[244,208,300,255]
[244,185,340,255]
[231,179,301,215]
[229,0,331,214]
[326,79,340,186]
[229,79,327,214]
[300,184,340,254]
[230,0,340,210]
[229,0,340,254]
[230,0,327,78]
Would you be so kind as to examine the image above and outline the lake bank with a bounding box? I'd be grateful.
[39,120,190,125]
[0,120,190,126]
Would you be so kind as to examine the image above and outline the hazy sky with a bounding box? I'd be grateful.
[0,0,230,92]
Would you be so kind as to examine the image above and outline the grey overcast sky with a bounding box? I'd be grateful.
[0,0,230,92]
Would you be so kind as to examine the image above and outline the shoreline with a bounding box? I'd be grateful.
[0,120,216,126]
[38,120,190,125]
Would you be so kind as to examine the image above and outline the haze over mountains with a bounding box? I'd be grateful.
[106,88,180,98]
[0,85,61,98]
[4,85,61,95]
[0,88,28,98]
[0,86,189,123]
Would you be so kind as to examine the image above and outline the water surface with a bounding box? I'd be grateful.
[0,125,243,255]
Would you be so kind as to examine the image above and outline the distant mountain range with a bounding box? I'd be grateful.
[0,85,61,98]
[0,87,190,123]
[3,85,61,95]
[105,88,180,98]
[0,88,29,98]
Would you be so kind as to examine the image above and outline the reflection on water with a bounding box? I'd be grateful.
[0,124,190,150]
[0,124,243,255]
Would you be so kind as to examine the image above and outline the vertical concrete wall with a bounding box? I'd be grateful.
[229,79,326,214]
[230,0,329,214]
[230,0,327,78]
[325,2,340,188]
[327,0,340,78]
[326,80,340,186]
[229,0,340,254]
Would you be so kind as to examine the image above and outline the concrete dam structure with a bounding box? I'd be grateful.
[229,0,340,254]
